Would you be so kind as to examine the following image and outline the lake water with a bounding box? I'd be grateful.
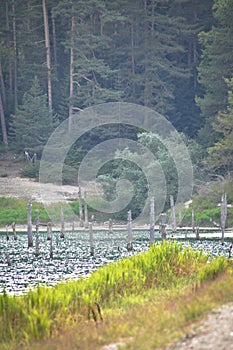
[0,229,232,295]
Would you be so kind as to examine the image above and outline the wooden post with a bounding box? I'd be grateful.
[47,222,52,240]
[178,208,183,228]
[127,210,133,251]
[50,227,53,259]
[108,218,113,236]
[27,200,33,248]
[150,197,155,244]
[35,209,39,257]
[5,225,9,241]
[84,191,89,229]
[56,232,59,247]
[60,206,65,238]
[12,221,17,240]
[221,192,227,245]
[6,253,11,266]
[170,195,176,233]
[195,226,200,240]
[78,186,84,227]
[191,209,195,233]
[89,215,94,256]
[160,213,167,240]
[228,244,232,259]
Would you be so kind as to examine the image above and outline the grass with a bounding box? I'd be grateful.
[0,197,49,225]
[0,197,99,226]
[0,241,232,350]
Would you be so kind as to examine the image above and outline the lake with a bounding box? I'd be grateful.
[0,229,232,295]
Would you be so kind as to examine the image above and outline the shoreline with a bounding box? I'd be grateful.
[1,223,233,239]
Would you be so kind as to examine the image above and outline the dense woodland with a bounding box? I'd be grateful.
[0,0,232,217]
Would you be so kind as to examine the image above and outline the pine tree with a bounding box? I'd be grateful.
[10,76,54,155]
[197,0,233,145]
[206,76,233,174]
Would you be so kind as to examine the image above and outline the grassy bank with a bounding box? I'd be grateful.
[0,197,111,226]
[0,241,232,349]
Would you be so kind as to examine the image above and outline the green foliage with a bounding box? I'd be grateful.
[98,131,202,219]
[197,0,233,147]
[0,0,217,151]
[0,198,49,225]
[182,178,233,226]
[10,77,55,156]
[205,77,233,174]
[21,163,40,179]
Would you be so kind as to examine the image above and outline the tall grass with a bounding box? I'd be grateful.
[0,241,229,347]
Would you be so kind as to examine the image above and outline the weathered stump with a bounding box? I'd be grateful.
[78,186,84,227]
[60,206,65,238]
[192,209,195,233]
[127,210,133,251]
[27,200,33,248]
[160,213,167,240]
[12,222,17,240]
[221,193,227,245]
[150,197,155,245]
[170,195,176,233]
[84,191,89,229]
[35,209,39,257]
[89,215,94,256]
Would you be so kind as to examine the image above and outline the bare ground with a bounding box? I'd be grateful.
[0,152,102,202]
[166,303,233,350]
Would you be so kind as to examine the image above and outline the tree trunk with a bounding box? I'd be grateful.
[68,12,75,132]
[0,62,6,110]
[51,11,57,73]
[131,22,135,75]
[12,0,18,111]
[0,92,8,149]
[42,0,52,110]
[6,0,13,95]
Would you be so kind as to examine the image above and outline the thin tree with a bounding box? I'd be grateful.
[68,9,75,132]
[0,92,8,149]
[12,0,18,111]
[42,0,52,110]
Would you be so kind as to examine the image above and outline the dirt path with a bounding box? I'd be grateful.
[0,177,78,202]
[167,303,233,350]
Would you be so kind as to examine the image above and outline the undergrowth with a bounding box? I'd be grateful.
[0,240,231,349]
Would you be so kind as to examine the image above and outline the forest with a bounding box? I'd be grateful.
[0,0,232,219]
